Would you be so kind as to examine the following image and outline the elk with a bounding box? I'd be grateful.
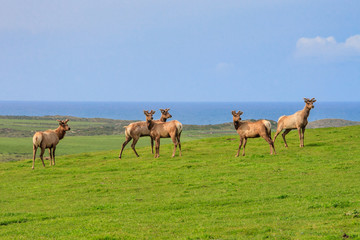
[232,110,276,156]
[32,119,71,169]
[118,108,172,158]
[273,98,316,148]
[144,110,183,158]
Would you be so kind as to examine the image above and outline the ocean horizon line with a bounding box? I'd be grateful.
[1,101,359,124]
[1,100,360,103]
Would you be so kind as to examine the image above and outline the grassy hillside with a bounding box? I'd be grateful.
[0,116,277,138]
[0,115,133,137]
[1,126,360,239]
[0,133,228,162]
[0,116,232,162]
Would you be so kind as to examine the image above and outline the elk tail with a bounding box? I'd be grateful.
[32,133,43,147]
[176,121,183,135]
[124,126,131,138]
[262,120,272,136]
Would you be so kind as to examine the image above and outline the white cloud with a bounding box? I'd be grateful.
[216,62,234,72]
[295,35,360,58]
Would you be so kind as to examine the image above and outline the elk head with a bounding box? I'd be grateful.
[304,98,316,109]
[57,119,71,131]
[144,110,155,122]
[160,108,172,120]
[231,110,243,122]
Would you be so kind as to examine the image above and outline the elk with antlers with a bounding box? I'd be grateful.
[273,98,316,148]
[232,110,275,156]
[118,108,172,158]
[144,110,183,158]
[32,119,71,169]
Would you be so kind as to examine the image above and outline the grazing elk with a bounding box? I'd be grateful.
[273,98,316,148]
[32,119,71,169]
[144,110,183,158]
[118,108,172,159]
[232,111,276,156]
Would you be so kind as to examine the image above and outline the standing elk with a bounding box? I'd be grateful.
[32,119,71,169]
[144,110,183,158]
[118,108,172,159]
[232,110,276,156]
[273,98,316,148]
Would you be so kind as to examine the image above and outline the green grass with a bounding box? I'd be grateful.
[1,126,360,239]
[0,116,134,137]
[0,132,228,162]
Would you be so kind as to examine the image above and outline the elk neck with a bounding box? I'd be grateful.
[302,105,312,118]
[233,119,241,130]
[55,126,67,140]
[146,119,155,130]
[159,116,168,122]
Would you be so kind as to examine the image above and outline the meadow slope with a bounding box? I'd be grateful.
[1,126,360,239]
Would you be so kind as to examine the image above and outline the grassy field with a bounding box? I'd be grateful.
[0,115,234,162]
[0,133,229,162]
[1,126,360,239]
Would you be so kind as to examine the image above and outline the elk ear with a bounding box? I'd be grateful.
[304,98,309,102]
[166,108,170,111]
[150,110,155,114]
[231,110,236,116]
[238,111,243,116]
[143,110,148,115]
[64,119,69,123]
[311,98,316,102]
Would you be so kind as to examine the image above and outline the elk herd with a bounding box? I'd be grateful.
[32,98,316,169]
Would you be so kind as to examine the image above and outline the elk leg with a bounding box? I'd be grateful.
[297,127,303,148]
[119,136,132,159]
[39,148,46,167]
[242,138,248,156]
[131,137,140,157]
[236,138,243,157]
[177,134,182,157]
[301,127,306,147]
[282,129,291,148]
[48,148,53,166]
[263,135,276,155]
[155,138,160,158]
[269,132,276,155]
[32,145,37,169]
[52,147,56,166]
[273,129,281,144]
[150,137,154,154]
[171,135,178,158]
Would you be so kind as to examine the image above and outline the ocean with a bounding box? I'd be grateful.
[0,101,359,125]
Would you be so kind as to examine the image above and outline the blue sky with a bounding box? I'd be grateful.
[1,0,359,102]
